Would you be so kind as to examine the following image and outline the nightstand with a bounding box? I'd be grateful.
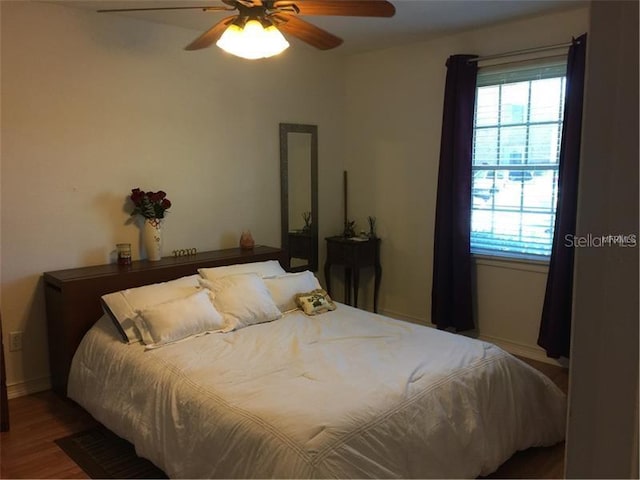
[287,231,317,272]
[324,236,381,312]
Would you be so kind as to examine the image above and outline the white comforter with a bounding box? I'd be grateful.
[68,305,566,479]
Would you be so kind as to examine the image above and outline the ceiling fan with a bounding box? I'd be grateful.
[97,0,396,58]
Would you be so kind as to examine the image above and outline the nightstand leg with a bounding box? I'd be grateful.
[374,264,382,313]
[345,268,352,305]
[324,262,332,297]
[353,267,360,308]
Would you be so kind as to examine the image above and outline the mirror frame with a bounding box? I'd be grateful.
[279,123,318,272]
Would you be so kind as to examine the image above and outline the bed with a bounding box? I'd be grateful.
[53,248,566,478]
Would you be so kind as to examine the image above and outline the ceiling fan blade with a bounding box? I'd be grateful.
[272,1,395,17]
[185,15,237,50]
[271,13,342,50]
[97,5,232,13]
[225,0,263,6]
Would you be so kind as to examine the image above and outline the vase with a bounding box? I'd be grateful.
[239,230,255,250]
[143,218,163,261]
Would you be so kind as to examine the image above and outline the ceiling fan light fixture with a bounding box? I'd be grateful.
[216,19,289,60]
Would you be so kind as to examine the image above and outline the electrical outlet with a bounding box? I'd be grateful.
[9,331,23,352]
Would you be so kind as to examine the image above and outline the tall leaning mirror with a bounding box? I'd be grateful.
[280,123,318,272]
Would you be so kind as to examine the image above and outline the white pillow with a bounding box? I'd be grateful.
[101,274,201,343]
[135,290,227,349]
[198,260,285,281]
[263,271,322,312]
[199,274,282,330]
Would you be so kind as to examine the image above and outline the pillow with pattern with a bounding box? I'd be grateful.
[295,289,337,316]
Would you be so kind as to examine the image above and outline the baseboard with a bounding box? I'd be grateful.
[380,308,565,368]
[7,376,51,399]
[379,308,432,327]
[477,334,566,367]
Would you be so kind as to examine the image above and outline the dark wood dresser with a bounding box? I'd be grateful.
[324,236,381,313]
[43,246,284,397]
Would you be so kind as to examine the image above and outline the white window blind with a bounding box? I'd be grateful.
[471,61,567,259]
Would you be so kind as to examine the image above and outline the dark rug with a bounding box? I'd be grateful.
[55,426,168,479]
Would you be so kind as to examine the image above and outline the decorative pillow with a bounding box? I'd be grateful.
[198,260,285,281]
[101,274,201,343]
[295,289,337,316]
[263,271,322,313]
[134,290,227,349]
[199,273,282,330]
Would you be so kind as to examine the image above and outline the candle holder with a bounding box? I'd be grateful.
[116,243,132,265]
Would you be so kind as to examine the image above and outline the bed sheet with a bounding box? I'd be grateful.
[68,305,566,478]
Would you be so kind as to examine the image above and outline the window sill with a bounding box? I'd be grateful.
[472,253,549,274]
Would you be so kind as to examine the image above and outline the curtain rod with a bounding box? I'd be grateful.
[469,41,573,63]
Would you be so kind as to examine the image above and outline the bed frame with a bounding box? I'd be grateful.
[43,246,285,397]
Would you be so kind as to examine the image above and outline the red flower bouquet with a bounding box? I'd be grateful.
[129,188,172,219]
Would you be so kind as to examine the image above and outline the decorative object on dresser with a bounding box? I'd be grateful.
[340,171,358,239]
[172,248,198,257]
[301,211,312,233]
[116,243,132,266]
[142,219,163,261]
[239,230,255,250]
[367,216,377,238]
[128,188,172,261]
[43,246,285,397]
[324,235,381,313]
[342,219,356,239]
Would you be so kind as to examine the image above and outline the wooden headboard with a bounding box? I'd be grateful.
[43,246,285,397]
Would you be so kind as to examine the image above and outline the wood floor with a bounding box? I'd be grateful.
[0,390,97,479]
[0,357,568,479]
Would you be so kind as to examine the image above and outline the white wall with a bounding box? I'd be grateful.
[0,0,345,394]
[565,1,639,477]
[343,7,589,362]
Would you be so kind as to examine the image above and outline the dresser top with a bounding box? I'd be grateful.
[43,246,282,284]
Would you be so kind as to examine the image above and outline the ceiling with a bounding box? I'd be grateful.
[56,0,586,54]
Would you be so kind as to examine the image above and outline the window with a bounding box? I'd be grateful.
[471,62,567,259]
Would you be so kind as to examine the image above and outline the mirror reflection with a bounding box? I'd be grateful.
[280,123,318,272]
[287,133,312,235]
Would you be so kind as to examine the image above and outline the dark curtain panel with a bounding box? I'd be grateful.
[538,33,588,358]
[431,55,478,331]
